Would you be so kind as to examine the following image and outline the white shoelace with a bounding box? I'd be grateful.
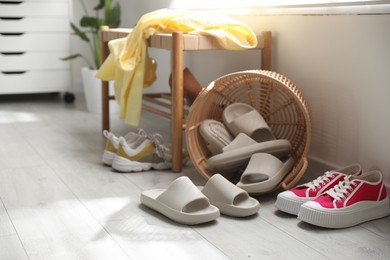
[326,176,356,201]
[305,171,335,191]
[121,128,149,140]
[136,128,149,138]
[120,128,170,162]
[147,133,170,161]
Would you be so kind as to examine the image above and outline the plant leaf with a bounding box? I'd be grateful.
[80,16,100,29]
[60,54,83,61]
[92,33,101,68]
[105,2,121,28]
[94,0,105,10]
[70,22,89,42]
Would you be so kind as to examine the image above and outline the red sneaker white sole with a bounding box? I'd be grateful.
[298,197,390,228]
[298,170,390,228]
[275,164,362,215]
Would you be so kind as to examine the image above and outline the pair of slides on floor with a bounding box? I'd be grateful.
[141,174,260,225]
[200,103,294,194]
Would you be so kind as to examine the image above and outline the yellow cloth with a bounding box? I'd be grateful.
[96,8,258,126]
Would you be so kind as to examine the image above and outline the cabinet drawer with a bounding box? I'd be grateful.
[0,17,69,32]
[0,52,70,71]
[0,1,69,18]
[0,70,71,94]
[0,0,67,2]
[0,33,70,52]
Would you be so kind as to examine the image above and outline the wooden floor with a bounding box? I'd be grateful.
[0,93,389,260]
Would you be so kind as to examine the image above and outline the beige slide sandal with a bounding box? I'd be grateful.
[140,176,220,225]
[201,174,260,217]
[237,153,295,194]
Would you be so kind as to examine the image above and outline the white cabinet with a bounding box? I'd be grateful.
[0,0,74,101]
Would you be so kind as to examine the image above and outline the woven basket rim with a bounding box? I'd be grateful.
[186,70,312,193]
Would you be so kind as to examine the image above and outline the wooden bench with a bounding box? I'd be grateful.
[99,26,272,172]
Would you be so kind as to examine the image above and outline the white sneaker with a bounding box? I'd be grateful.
[102,129,148,166]
[112,133,173,172]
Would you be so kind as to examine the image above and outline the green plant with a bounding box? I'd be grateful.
[61,0,121,69]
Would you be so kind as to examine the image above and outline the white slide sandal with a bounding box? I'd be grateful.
[199,119,234,155]
[237,153,295,194]
[201,174,260,217]
[222,102,275,142]
[207,134,291,174]
[140,176,220,225]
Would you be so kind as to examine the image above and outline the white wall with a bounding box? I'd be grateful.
[182,13,390,185]
[235,14,390,186]
[183,13,390,187]
[71,1,390,186]
[70,0,96,93]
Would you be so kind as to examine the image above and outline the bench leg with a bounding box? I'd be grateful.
[171,32,184,172]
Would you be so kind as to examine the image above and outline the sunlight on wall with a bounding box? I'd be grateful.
[169,0,270,9]
[169,0,384,9]
[168,0,390,14]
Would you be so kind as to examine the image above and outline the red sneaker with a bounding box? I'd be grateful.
[298,170,390,228]
[275,164,362,215]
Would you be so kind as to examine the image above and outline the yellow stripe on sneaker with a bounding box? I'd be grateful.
[105,140,117,153]
[116,142,155,161]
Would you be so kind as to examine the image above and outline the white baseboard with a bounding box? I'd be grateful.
[305,155,338,180]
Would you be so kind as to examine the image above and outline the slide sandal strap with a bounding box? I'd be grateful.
[157,177,209,212]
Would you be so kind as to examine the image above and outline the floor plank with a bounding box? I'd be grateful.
[0,93,389,260]
[193,214,328,259]
[361,216,390,241]
[105,216,230,260]
[0,235,29,260]
[0,199,15,237]
[0,166,130,260]
[259,192,390,260]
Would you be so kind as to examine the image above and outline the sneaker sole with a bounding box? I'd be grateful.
[275,192,313,215]
[102,150,116,166]
[112,156,172,172]
[298,197,390,228]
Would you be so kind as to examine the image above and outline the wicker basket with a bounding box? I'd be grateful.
[185,70,312,192]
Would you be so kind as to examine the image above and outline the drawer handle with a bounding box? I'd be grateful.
[0,17,24,20]
[0,1,23,5]
[0,52,25,55]
[1,71,27,75]
[0,32,24,36]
